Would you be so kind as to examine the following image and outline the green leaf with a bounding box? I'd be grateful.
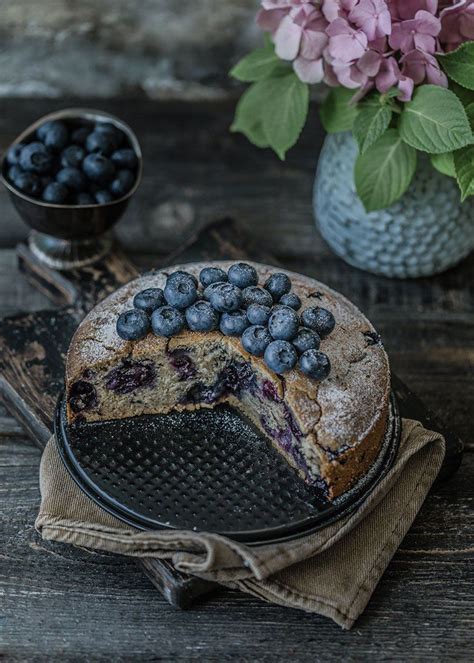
[260,74,309,159]
[431,152,456,177]
[450,81,474,108]
[454,145,474,201]
[453,103,474,200]
[466,102,474,131]
[353,100,392,153]
[383,88,401,99]
[230,42,289,82]
[231,73,309,158]
[399,85,472,153]
[319,88,358,134]
[439,42,474,91]
[354,128,417,212]
[230,82,270,148]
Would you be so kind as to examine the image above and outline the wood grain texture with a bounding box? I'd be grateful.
[0,98,473,659]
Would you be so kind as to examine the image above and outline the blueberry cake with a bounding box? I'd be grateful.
[66,261,390,499]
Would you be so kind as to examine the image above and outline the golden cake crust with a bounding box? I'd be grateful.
[66,261,390,498]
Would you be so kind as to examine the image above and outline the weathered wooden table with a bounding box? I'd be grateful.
[1,98,473,661]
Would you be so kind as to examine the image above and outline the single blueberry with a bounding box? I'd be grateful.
[264,340,298,374]
[268,306,299,341]
[7,165,23,183]
[228,262,258,289]
[37,120,63,141]
[110,169,135,198]
[94,190,114,204]
[71,126,91,146]
[42,182,68,204]
[105,360,155,394]
[151,306,186,337]
[185,300,220,332]
[301,307,335,338]
[199,266,228,288]
[208,282,243,313]
[56,167,88,192]
[111,148,138,169]
[298,349,331,380]
[279,292,301,310]
[167,270,198,287]
[203,281,226,300]
[292,327,321,354]
[13,172,42,197]
[83,153,115,183]
[264,272,291,301]
[75,192,95,205]
[241,325,272,356]
[61,145,85,168]
[219,309,249,336]
[116,309,150,341]
[246,303,271,326]
[42,122,69,152]
[19,142,54,174]
[133,288,165,314]
[168,349,197,381]
[69,380,98,413]
[241,286,273,309]
[94,122,123,146]
[6,143,25,165]
[86,130,118,156]
[164,275,198,310]
[261,379,282,403]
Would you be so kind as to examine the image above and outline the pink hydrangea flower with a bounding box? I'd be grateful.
[253,0,472,101]
[389,9,442,52]
[440,0,474,51]
[267,3,329,82]
[388,0,438,20]
[326,17,368,61]
[274,5,328,60]
[349,0,392,40]
[375,56,415,99]
[256,0,304,33]
[401,49,449,85]
[322,0,358,21]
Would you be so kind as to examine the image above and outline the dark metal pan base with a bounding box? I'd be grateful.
[55,392,400,546]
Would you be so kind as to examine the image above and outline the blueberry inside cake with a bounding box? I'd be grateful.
[66,261,390,499]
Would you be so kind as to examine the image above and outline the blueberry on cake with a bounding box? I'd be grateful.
[66,261,390,499]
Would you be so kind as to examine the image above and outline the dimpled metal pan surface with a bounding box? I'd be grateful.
[54,391,400,546]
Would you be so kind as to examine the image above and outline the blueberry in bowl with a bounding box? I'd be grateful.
[0,108,142,268]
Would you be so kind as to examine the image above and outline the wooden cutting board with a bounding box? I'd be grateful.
[0,218,463,608]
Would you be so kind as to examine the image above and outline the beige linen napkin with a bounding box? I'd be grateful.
[36,419,444,629]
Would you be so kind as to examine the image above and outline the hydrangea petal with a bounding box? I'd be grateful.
[274,14,303,59]
[293,56,325,82]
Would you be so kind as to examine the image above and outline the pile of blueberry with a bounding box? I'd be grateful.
[116,264,335,380]
[4,118,138,205]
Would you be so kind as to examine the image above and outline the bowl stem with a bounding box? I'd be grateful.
[28,230,113,270]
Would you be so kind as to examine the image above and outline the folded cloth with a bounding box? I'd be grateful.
[36,418,444,629]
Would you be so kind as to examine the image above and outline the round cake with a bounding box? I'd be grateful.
[65,261,390,500]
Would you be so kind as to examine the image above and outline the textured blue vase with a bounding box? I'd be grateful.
[314,131,474,278]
